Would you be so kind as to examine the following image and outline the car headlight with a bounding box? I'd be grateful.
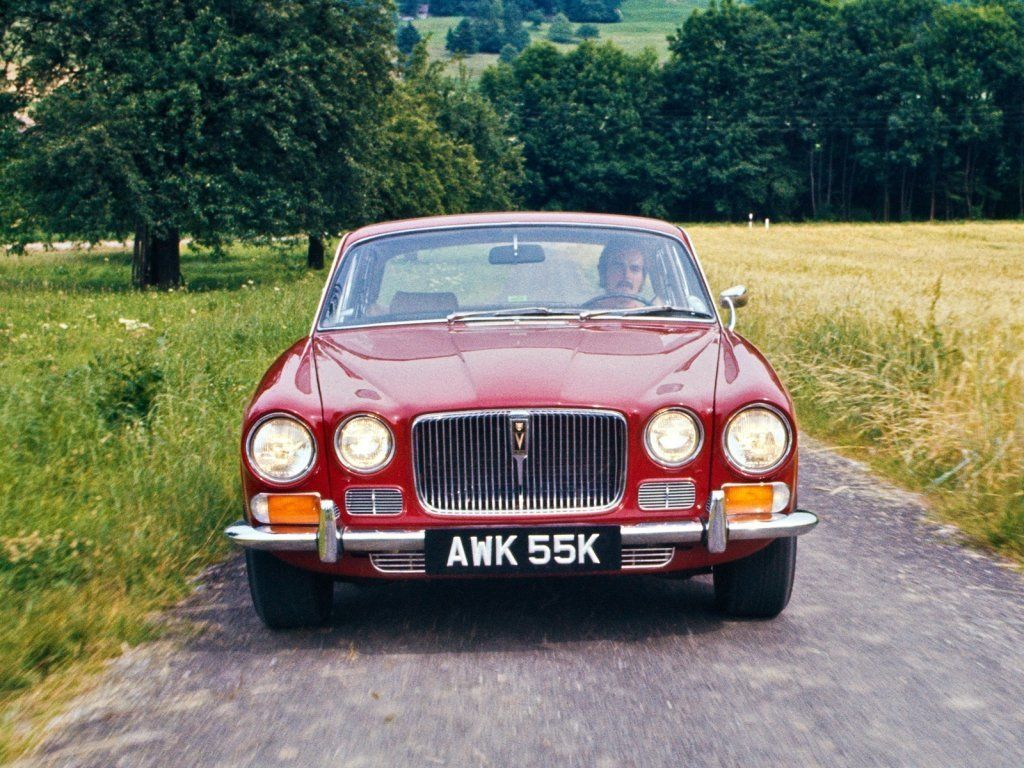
[335,414,394,473]
[247,415,317,483]
[644,408,702,467]
[723,406,792,474]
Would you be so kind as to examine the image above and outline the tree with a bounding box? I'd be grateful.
[6,0,395,285]
[446,18,479,53]
[398,22,423,56]
[481,42,665,213]
[576,23,600,38]
[547,13,576,42]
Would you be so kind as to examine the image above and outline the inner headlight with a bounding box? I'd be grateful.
[724,406,792,473]
[335,414,394,473]
[644,409,702,467]
[247,415,316,483]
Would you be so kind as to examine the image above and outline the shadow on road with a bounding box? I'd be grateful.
[182,561,729,656]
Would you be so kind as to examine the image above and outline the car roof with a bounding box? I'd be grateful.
[344,211,684,246]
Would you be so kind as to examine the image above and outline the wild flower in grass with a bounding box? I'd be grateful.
[118,318,153,333]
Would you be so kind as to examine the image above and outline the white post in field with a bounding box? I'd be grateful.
[764,218,770,230]
[748,213,753,229]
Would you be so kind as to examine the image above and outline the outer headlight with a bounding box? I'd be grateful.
[335,414,394,473]
[723,405,792,474]
[644,408,702,467]
[246,415,317,484]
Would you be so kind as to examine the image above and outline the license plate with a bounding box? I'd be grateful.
[424,526,621,575]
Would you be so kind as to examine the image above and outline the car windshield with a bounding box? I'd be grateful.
[318,225,715,329]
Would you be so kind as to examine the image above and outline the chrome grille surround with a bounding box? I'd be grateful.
[369,552,426,573]
[412,408,627,516]
[345,488,403,516]
[621,546,675,569]
[637,481,697,511]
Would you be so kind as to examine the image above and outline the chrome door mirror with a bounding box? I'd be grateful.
[718,285,748,330]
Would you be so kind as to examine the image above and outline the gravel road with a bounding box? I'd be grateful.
[18,438,1024,768]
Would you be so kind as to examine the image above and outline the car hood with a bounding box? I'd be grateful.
[312,321,721,418]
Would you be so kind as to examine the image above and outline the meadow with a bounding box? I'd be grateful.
[411,0,707,76]
[0,222,1022,757]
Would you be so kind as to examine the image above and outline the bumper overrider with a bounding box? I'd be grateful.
[225,490,819,565]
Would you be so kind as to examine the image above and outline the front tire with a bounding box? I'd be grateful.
[246,549,334,629]
[713,537,797,619]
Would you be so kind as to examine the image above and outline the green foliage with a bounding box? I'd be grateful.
[90,347,165,428]
[547,12,577,42]
[481,41,665,213]
[398,22,423,55]
[4,0,395,245]
[447,17,480,53]
[576,23,600,38]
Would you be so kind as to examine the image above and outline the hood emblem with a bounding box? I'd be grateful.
[509,412,530,487]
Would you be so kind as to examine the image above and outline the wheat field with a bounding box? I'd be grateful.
[692,222,1024,557]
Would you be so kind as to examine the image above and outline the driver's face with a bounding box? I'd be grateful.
[605,251,645,294]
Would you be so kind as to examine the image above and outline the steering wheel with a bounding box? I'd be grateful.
[581,292,652,310]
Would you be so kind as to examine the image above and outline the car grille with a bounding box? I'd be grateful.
[621,546,675,569]
[637,481,697,511]
[345,488,403,516]
[368,547,672,574]
[412,409,627,516]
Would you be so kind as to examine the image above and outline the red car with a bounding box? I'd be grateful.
[226,212,817,628]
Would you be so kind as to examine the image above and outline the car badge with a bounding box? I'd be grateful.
[509,412,530,486]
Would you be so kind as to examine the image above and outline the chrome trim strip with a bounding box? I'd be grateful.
[224,511,818,554]
[411,407,628,517]
[315,223,719,332]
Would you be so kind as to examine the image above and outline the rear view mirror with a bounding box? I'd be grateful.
[489,243,545,265]
[718,285,748,330]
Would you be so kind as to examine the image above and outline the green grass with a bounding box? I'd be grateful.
[0,242,323,759]
[412,0,708,75]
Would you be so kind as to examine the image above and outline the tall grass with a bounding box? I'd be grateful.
[0,243,322,758]
[693,222,1024,557]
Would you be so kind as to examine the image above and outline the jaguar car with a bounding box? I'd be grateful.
[226,212,818,628]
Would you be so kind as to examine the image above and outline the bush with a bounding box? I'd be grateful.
[576,23,599,38]
[547,13,575,43]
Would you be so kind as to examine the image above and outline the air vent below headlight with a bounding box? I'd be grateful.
[637,481,697,511]
[345,488,403,516]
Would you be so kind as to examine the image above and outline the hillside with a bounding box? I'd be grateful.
[410,0,708,76]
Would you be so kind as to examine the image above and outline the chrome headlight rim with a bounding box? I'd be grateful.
[245,412,318,486]
[643,407,704,468]
[334,413,395,475]
[721,403,793,476]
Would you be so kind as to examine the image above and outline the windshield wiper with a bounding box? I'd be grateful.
[579,305,714,320]
[447,306,570,323]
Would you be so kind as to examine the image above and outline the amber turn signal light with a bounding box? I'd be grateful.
[722,483,790,518]
[250,493,321,525]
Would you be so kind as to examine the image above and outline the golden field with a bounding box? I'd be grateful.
[692,222,1024,558]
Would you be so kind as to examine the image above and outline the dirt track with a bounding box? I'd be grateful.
[17,438,1024,768]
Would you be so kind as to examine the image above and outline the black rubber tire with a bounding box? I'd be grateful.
[245,549,334,629]
[713,537,797,619]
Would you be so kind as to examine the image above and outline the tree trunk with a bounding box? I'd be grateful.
[307,234,325,270]
[132,224,181,289]
[808,148,817,218]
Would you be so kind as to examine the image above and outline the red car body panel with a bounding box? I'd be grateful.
[239,213,798,579]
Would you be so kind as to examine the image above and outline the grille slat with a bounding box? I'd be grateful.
[637,481,697,511]
[413,409,626,516]
[370,552,426,573]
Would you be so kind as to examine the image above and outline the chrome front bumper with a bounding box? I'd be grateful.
[225,495,818,565]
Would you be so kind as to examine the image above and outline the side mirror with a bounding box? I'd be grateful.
[718,285,748,330]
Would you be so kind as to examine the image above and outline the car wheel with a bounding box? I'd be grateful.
[245,549,334,629]
[713,537,796,619]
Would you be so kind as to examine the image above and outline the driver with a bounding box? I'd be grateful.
[590,239,649,308]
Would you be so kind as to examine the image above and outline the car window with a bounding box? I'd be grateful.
[320,225,712,328]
